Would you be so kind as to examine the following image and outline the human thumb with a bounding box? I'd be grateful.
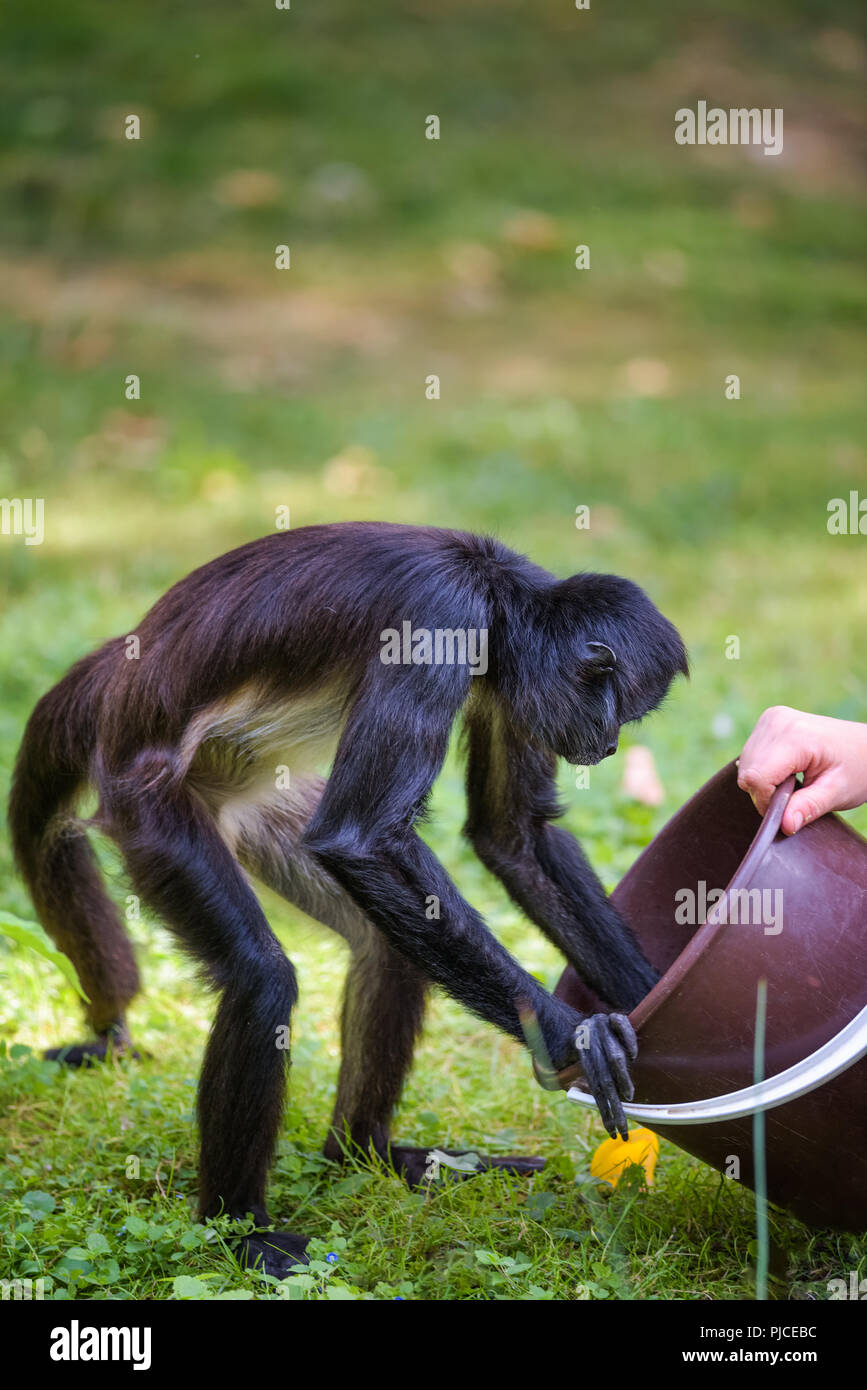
[782,775,838,835]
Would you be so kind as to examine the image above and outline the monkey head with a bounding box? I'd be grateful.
[527,572,689,767]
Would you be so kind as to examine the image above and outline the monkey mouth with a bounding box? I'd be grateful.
[564,746,605,767]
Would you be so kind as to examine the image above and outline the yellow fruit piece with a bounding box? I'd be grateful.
[589,1128,659,1188]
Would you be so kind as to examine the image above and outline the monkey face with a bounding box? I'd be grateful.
[549,573,689,766]
[553,652,622,765]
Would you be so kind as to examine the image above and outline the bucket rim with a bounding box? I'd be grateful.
[627,766,796,1033]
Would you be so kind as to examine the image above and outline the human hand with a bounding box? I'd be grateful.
[737,706,867,835]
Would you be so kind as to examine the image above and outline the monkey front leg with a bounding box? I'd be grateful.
[306,827,638,1139]
[465,717,659,1012]
[494,821,660,1012]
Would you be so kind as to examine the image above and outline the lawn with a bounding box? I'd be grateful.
[0,0,865,1300]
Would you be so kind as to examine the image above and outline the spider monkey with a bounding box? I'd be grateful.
[9,522,687,1276]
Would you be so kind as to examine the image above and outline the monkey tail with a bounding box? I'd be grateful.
[8,642,140,1030]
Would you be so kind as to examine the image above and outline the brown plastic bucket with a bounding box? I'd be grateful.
[554,761,867,1231]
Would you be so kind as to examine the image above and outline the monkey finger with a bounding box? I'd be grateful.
[607,1012,638,1062]
[599,1028,634,1103]
[596,1086,623,1141]
[608,1089,630,1142]
[586,1027,626,1139]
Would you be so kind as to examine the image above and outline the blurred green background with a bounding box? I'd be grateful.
[0,0,864,1300]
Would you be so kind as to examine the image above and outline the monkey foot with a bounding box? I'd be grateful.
[238,1230,310,1279]
[45,1037,142,1067]
[388,1144,545,1189]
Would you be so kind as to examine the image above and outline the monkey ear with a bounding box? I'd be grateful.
[584,641,617,672]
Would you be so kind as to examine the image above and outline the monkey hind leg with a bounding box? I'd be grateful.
[9,645,139,1060]
[304,915,544,1190]
[236,797,544,1192]
[324,933,429,1167]
[230,797,426,1168]
[327,940,545,1188]
[109,768,309,1278]
[34,825,141,1062]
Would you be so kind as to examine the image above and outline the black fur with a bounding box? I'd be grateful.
[8,522,687,1275]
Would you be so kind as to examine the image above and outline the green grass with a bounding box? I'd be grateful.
[0,0,865,1299]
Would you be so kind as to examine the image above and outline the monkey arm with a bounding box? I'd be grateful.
[301,669,636,1135]
[306,823,636,1138]
[307,821,579,1067]
[464,705,660,1013]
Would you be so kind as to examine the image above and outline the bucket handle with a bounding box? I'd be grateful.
[565,770,867,1123]
[566,1001,867,1124]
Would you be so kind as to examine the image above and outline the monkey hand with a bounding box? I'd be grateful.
[574,1012,638,1141]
